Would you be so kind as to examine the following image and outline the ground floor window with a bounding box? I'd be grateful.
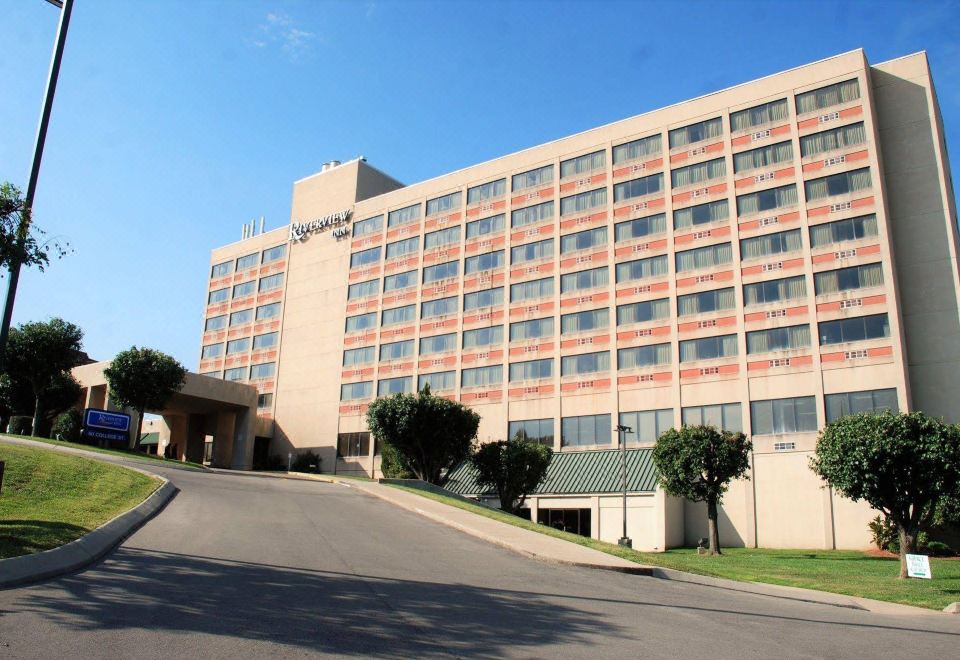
[537,508,591,538]
[338,432,370,458]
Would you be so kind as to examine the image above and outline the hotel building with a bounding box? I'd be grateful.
[198,50,960,550]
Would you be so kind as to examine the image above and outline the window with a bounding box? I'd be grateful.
[208,288,229,304]
[746,324,811,353]
[337,432,370,457]
[818,313,889,345]
[512,238,554,264]
[804,168,872,201]
[233,281,256,298]
[236,253,258,271]
[464,250,504,274]
[796,78,860,114]
[613,134,662,164]
[341,381,373,401]
[751,396,818,435]
[256,302,281,320]
[682,403,742,432]
[343,346,375,366]
[420,333,456,355]
[464,287,503,311]
[825,388,898,423]
[809,214,878,248]
[561,266,608,293]
[736,184,798,216]
[673,199,729,230]
[211,261,232,278]
[423,260,459,284]
[670,158,726,188]
[560,188,607,216]
[743,275,807,306]
[561,413,612,447]
[353,214,383,237]
[800,122,867,158]
[377,376,412,396]
[230,309,253,326]
[615,213,667,242]
[730,98,789,132]
[462,365,502,388]
[615,255,669,283]
[346,312,377,332]
[424,225,461,250]
[509,358,553,381]
[740,229,802,260]
[201,343,223,359]
[381,305,415,327]
[426,191,462,216]
[383,270,417,292]
[205,315,227,331]
[560,150,605,178]
[613,173,663,202]
[226,338,250,355]
[561,350,610,376]
[733,141,794,173]
[223,367,246,381]
[351,246,381,268]
[421,296,457,319]
[418,370,455,391]
[348,279,378,300]
[262,244,286,264]
[385,236,419,260]
[511,276,553,302]
[387,204,420,227]
[512,201,554,228]
[561,308,609,334]
[814,263,884,295]
[679,334,738,361]
[508,419,554,446]
[466,214,505,238]
[463,325,504,348]
[560,227,607,254]
[250,362,276,380]
[512,165,553,192]
[617,343,671,369]
[675,242,732,272]
[259,273,284,292]
[467,179,506,204]
[618,409,673,445]
[669,117,722,148]
[510,317,553,341]
[380,340,414,362]
[677,288,735,316]
[257,393,273,409]
[616,298,670,325]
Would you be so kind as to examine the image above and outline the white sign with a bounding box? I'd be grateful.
[906,553,931,579]
[289,209,352,242]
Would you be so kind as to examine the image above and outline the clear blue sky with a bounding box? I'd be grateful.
[2,0,958,369]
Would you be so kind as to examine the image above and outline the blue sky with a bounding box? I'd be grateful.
[1,0,958,368]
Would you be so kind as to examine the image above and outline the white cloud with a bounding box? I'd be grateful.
[251,11,316,60]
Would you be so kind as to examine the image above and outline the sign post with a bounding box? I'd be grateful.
[81,408,132,446]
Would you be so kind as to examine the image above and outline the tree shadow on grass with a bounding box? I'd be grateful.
[0,520,89,559]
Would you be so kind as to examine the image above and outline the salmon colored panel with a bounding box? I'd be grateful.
[679,368,700,378]
[852,196,874,209]
[868,346,893,357]
[734,177,753,189]
[861,295,886,306]
[846,149,869,163]
[738,220,760,231]
[785,306,808,316]
[820,352,845,362]
[797,118,818,129]
[811,252,834,264]
[714,270,734,281]
[670,152,688,164]
[747,361,769,371]
[731,135,750,146]
[839,106,863,119]
[807,205,830,217]
[817,301,842,312]
[792,355,813,366]
[802,161,825,173]
[858,244,882,255]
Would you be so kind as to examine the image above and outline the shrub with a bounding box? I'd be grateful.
[926,541,954,557]
[379,441,413,479]
[290,450,322,474]
[8,415,32,435]
[868,515,898,552]
[51,409,82,442]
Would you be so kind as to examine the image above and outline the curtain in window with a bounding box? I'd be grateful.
[614,173,663,202]
[673,200,728,230]
[560,188,608,215]
[733,141,793,173]
[615,255,669,282]
[617,298,669,324]
[675,243,732,272]
[800,122,867,157]
[388,204,420,227]
[618,343,670,369]
[512,165,553,192]
[511,202,554,228]
[671,158,726,188]
[796,79,860,114]
[730,99,789,132]
[680,335,737,361]
[560,151,606,178]
[808,223,834,248]
[462,366,502,388]
[426,192,462,216]
[747,325,810,353]
[669,118,723,148]
[613,134,662,164]
[849,168,872,192]
[615,214,667,241]
[804,177,830,201]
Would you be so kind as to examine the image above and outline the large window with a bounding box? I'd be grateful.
[420,333,456,355]
[669,117,722,148]
[679,334,738,362]
[258,273,284,292]
[677,288,735,316]
[800,122,867,158]
[348,279,378,300]
[675,242,732,272]
[618,409,673,445]
[262,244,286,264]
[426,191,462,216]
[233,281,255,298]
[205,315,227,331]
[230,309,253,326]
[560,227,607,254]
[795,78,860,114]
[351,246,381,268]
[211,261,232,278]
[670,158,726,188]
[249,362,276,380]
[385,236,420,260]
[352,215,383,237]
[818,313,889,345]
[673,199,729,230]
[379,340,414,362]
[618,343,671,369]
[825,388,898,423]
[337,432,370,457]
[746,324,811,353]
[511,276,554,302]
[346,312,376,333]
[377,376,412,396]
[511,201,554,228]
[466,214,505,238]
[560,188,607,216]
[424,225,460,250]
[615,213,667,242]
[615,255,669,283]
[561,308,609,334]
[751,396,818,435]
[341,381,373,401]
[462,365,502,388]
[512,165,553,192]
[423,260,459,284]
[509,358,553,381]
[464,287,503,311]
[560,150,605,178]
[512,238,554,264]
[418,370,455,392]
[510,317,553,341]
[467,179,506,204]
[733,141,793,173]
[208,288,229,304]
[465,250,505,274]
[387,204,420,227]
[508,419,554,446]
[612,134,662,164]
[613,173,663,202]
[682,403,742,432]
[814,263,884,295]
[561,413,611,447]
[381,305,415,327]
[740,228,802,260]
[561,266,608,293]
[256,302,281,320]
[223,367,246,382]
[736,184,798,216]
[805,168,872,201]
[343,346,375,366]
[809,214,878,248]
[616,298,670,325]
[561,351,610,376]
[421,296,458,319]
[253,332,278,351]
[730,98,789,132]
[383,270,417,292]
[236,253,258,271]
[463,325,503,348]
[743,275,807,306]
[201,343,223,359]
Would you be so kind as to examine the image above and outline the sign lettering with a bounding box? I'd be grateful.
[289,209,353,242]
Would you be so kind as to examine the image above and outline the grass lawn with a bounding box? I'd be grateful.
[2,434,206,471]
[386,483,960,611]
[0,443,161,559]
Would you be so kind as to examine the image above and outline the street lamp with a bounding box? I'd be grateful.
[615,423,633,548]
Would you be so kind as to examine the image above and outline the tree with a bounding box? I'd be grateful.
[470,429,553,514]
[4,318,84,436]
[653,425,752,555]
[103,347,186,450]
[811,411,960,578]
[0,370,80,437]
[379,441,413,479]
[365,384,479,485]
[0,182,69,272]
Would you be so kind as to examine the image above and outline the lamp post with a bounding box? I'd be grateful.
[616,423,633,548]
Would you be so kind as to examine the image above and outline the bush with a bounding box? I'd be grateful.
[379,441,413,479]
[51,409,82,442]
[8,415,32,435]
[290,450,322,474]
[926,541,954,557]
[868,515,898,552]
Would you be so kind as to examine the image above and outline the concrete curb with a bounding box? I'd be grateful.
[0,434,208,472]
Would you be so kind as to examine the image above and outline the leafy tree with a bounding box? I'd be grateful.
[811,411,960,578]
[0,182,70,272]
[470,429,553,514]
[3,318,84,436]
[103,347,186,450]
[51,408,83,442]
[366,384,479,485]
[379,441,413,479]
[0,371,80,437]
[653,425,752,555]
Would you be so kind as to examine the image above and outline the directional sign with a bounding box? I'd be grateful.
[83,408,131,432]
[81,427,130,444]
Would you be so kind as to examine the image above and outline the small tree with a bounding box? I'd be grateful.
[379,441,413,479]
[0,182,70,272]
[811,411,960,578]
[653,425,752,555]
[103,347,186,450]
[366,385,479,485]
[470,430,553,514]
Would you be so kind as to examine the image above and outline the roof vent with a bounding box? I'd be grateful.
[321,160,342,172]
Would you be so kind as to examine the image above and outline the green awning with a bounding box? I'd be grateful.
[139,432,160,446]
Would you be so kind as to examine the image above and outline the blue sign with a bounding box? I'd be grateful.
[84,408,131,432]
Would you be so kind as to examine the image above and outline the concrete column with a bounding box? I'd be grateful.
[231,407,256,470]
[212,411,236,468]
[163,414,188,461]
[185,414,207,464]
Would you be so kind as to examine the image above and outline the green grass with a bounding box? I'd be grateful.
[386,484,960,611]
[2,434,206,471]
[0,443,161,559]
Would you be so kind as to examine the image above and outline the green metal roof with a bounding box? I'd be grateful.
[444,448,658,496]
[139,432,160,446]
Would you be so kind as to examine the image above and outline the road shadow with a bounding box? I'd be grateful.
[0,520,90,559]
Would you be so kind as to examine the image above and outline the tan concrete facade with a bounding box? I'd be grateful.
[199,50,959,549]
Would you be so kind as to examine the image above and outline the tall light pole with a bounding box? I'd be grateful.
[616,423,633,548]
[0,0,74,372]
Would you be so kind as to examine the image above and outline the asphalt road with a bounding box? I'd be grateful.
[0,464,957,659]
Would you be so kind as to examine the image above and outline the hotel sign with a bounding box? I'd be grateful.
[289,209,352,242]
